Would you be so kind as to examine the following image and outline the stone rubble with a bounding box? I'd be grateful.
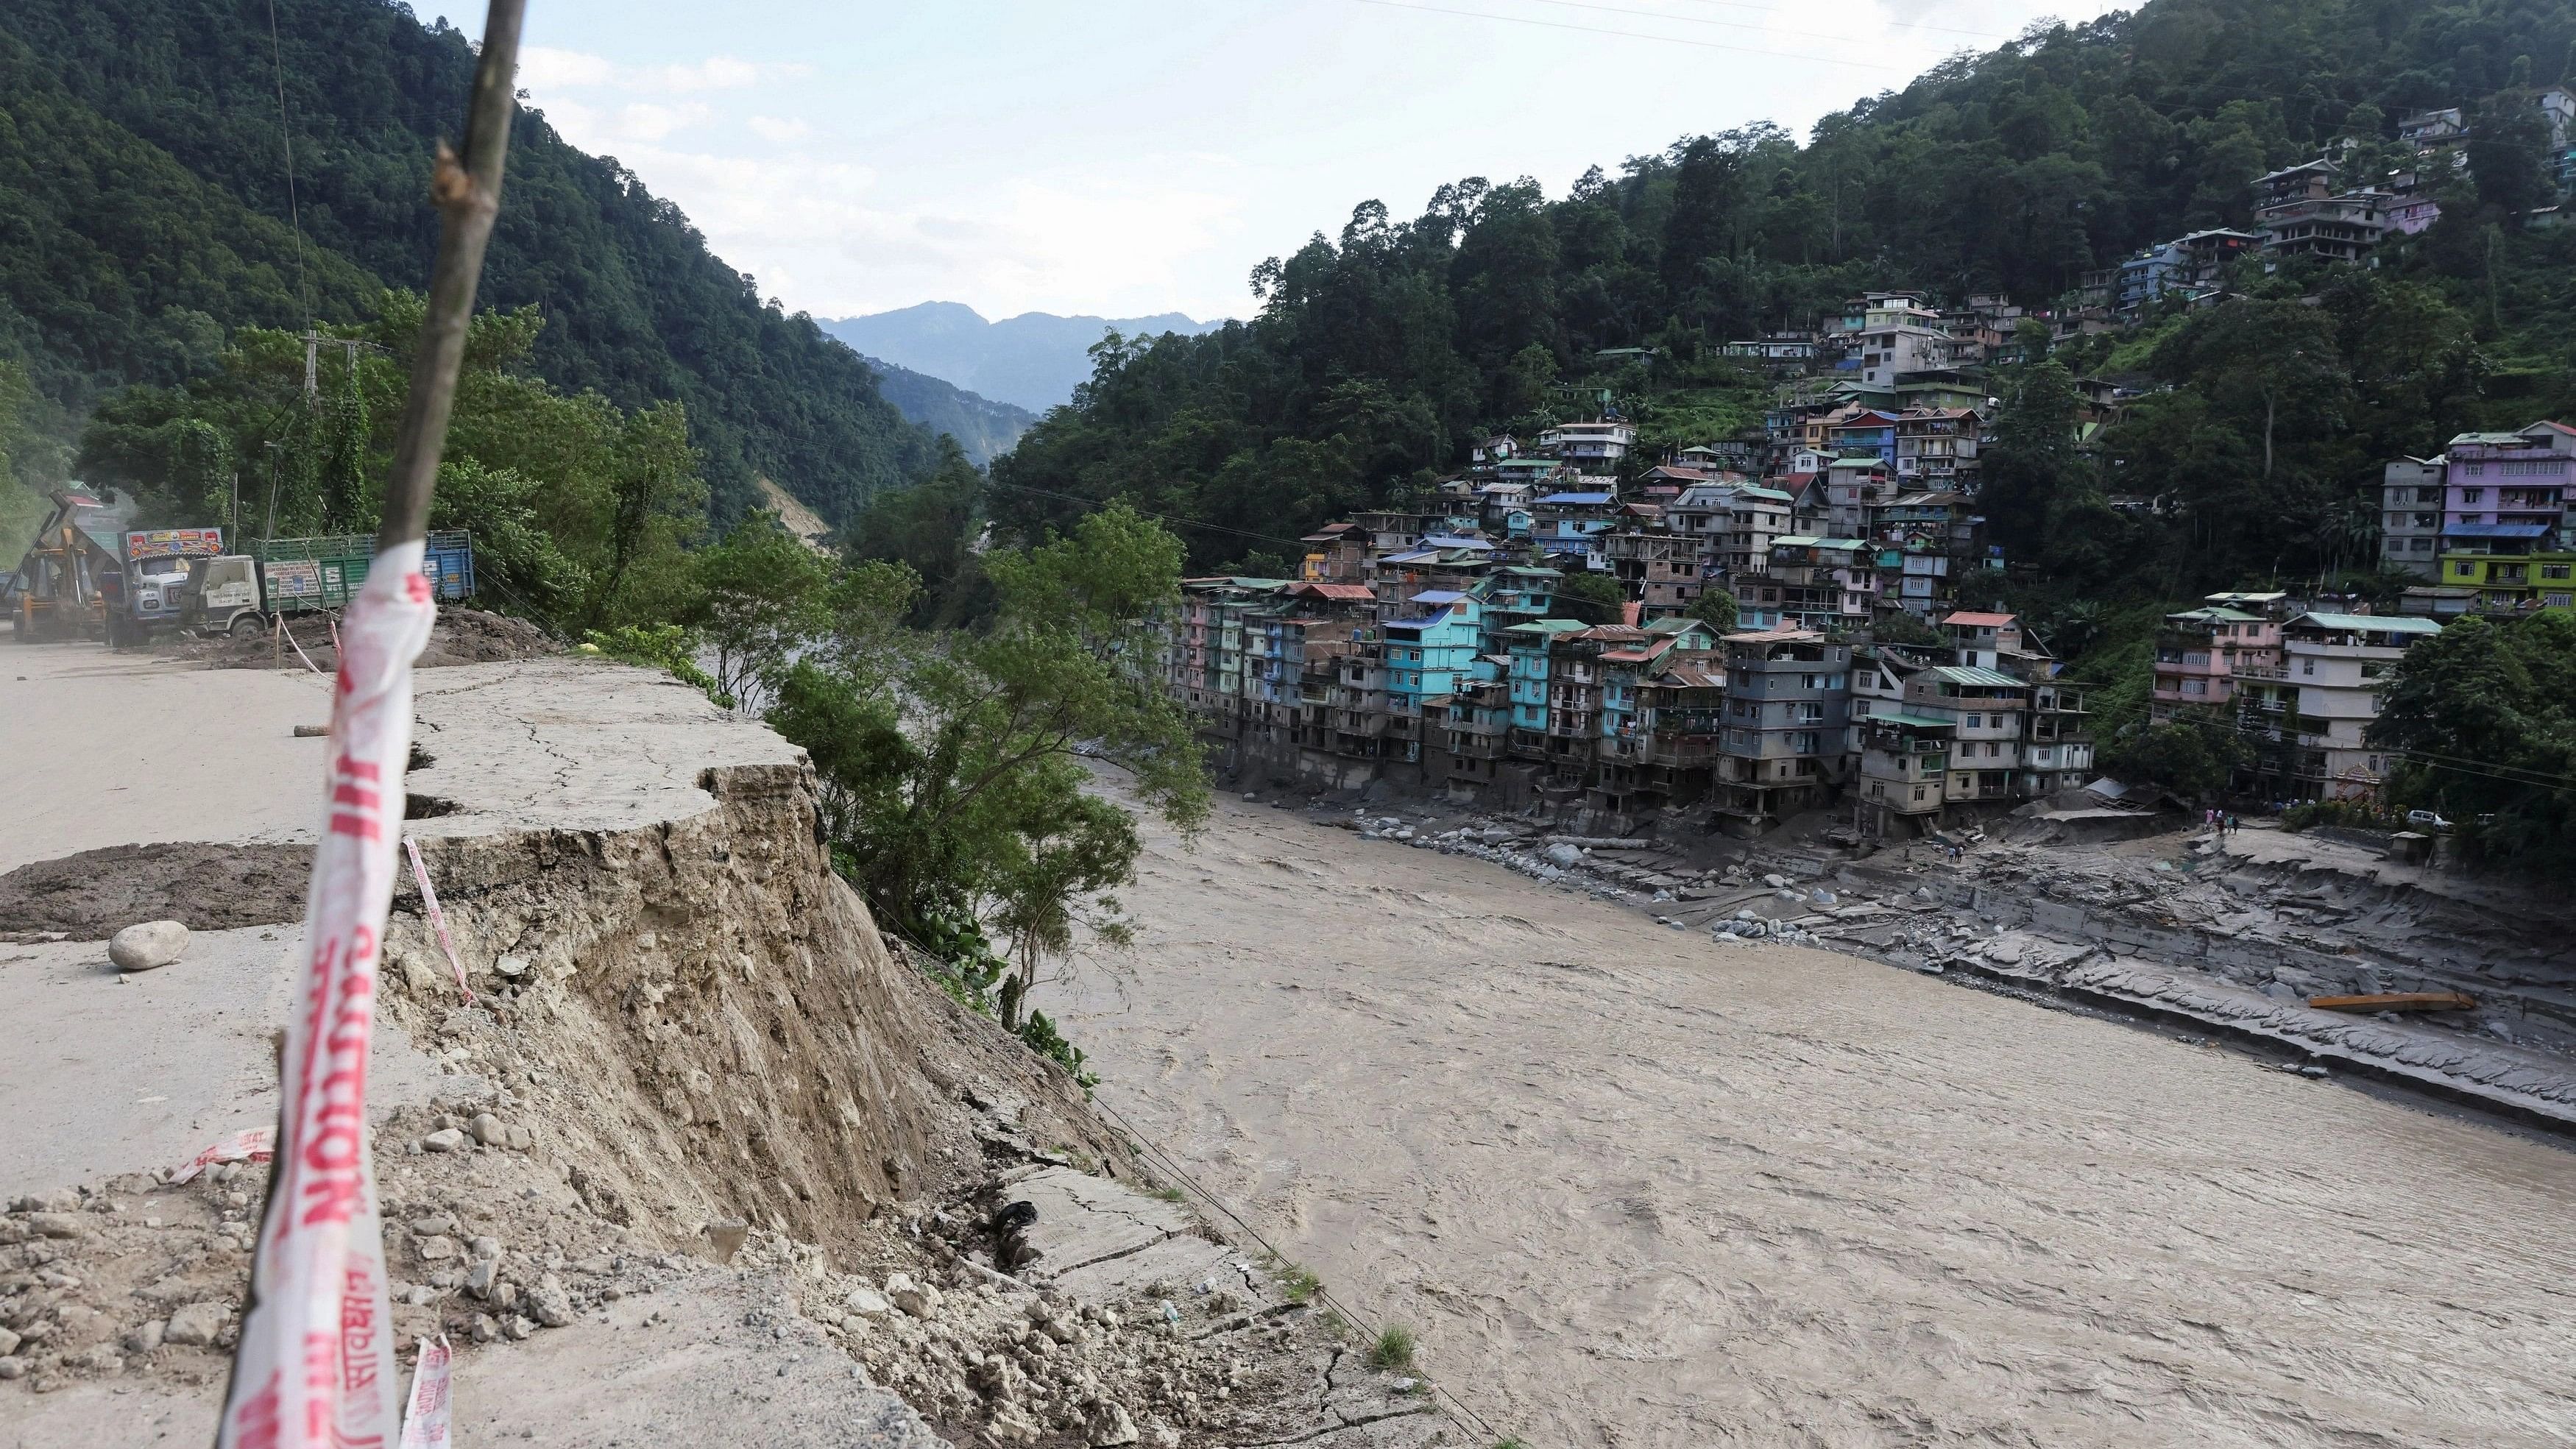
[1308,801,2576,1133]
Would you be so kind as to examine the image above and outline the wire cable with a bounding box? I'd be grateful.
[1662,0,2022,43]
[263,0,314,326]
[1085,1092,1510,1445]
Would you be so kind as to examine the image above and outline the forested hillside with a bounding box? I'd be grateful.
[859,356,1036,468]
[0,0,939,525]
[994,0,2576,592]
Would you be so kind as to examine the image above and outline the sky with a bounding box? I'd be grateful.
[504,1,2125,325]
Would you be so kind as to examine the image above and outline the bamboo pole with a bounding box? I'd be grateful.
[376,0,528,551]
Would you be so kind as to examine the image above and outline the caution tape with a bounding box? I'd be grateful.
[170,1127,276,1186]
[218,542,437,1449]
[403,839,478,1006]
[395,1336,455,1449]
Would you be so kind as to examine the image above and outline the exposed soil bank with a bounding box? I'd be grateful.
[1,651,1445,1448]
[1042,784,2576,1449]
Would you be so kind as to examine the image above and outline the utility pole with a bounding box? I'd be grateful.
[302,329,319,402]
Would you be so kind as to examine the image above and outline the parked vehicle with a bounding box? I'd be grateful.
[2405,809,2452,833]
[108,528,229,646]
[189,531,477,637]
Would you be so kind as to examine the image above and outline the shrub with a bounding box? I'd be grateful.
[1367,1324,1418,1371]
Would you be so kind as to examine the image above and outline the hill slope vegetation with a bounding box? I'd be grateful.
[0,0,940,525]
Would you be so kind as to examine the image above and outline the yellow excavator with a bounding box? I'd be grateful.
[6,488,132,642]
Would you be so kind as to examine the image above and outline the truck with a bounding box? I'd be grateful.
[111,527,230,645]
[191,530,477,637]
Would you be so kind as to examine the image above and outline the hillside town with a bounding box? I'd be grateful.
[1165,350,2571,839]
[1148,91,2576,840]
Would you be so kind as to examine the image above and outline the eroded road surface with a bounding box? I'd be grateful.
[1041,793,2576,1448]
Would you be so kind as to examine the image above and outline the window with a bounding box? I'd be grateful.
[2183,679,2207,695]
[2455,561,2476,577]
[2300,658,2316,676]
[1912,786,1926,801]
[2547,564,2573,581]
[2463,485,2485,499]
[1964,713,1982,728]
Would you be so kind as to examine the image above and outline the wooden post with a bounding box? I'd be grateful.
[375,0,528,553]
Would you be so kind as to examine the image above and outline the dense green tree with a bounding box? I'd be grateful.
[0,0,942,525]
[2368,613,2576,871]
[765,505,1209,1025]
[74,297,707,632]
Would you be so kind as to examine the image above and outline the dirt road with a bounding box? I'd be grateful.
[1040,793,2576,1448]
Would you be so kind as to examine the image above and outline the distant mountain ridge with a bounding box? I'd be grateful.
[822,302,1226,413]
[859,355,1036,467]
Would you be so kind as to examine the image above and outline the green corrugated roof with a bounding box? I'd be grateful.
[2291,612,2443,634]
[1508,618,1589,635]
[1863,711,1961,730]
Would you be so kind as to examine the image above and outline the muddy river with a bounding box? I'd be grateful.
[1039,793,2576,1448]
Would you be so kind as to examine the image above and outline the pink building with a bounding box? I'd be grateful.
[2151,604,2283,716]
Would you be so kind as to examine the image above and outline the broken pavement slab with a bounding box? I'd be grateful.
[1002,1165,1262,1305]
[0,1264,947,1449]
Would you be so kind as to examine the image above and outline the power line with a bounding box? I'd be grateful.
[1662,0,2018,43]
[1086,1092,1509,1445]
[1350,0,1911,71]
[263,0,314,327]
[1515,0,1998,53]
[978,476,1337,553]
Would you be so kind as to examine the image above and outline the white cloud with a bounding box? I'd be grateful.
[518,45,615,90]
[549,128,1247,317]
[747,116,813,144]
[518,46,804,96]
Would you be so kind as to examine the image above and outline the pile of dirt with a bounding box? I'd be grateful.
[415,608,559,667]
[174,608,558,672]
[0,842,314,938]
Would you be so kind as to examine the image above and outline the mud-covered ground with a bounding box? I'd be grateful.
[169,606,557,670]
[1041,787,2576,1449]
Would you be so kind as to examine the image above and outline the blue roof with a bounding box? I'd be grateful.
[2442,522,2552,538]
[1418,535,1493,550]
[1409,589,1470,605]
[1381,548,1438,564]
[1537,492,1616,505]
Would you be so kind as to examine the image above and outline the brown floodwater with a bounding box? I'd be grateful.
[1039,793,2576,1448]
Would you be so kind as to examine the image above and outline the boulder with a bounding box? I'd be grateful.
[885,1272,944,1319]
[164,1302,228,1347]
[525,1274,574,1328]
[1086,1400,1141,1446]
[109,920,189,972]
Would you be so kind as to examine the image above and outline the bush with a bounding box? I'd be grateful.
[581,623,729,708]
[1016,1008,1098,1091]
[1367,1324,1418,1371]
[2282,799,2401,833]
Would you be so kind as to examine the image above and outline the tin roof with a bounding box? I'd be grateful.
[1926,665,2025,687]
[2289,612,2443,634]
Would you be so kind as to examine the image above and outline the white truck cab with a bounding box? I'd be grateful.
[197,556,266,636]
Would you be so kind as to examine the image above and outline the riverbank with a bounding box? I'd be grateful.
[1040,782,2576,1448]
